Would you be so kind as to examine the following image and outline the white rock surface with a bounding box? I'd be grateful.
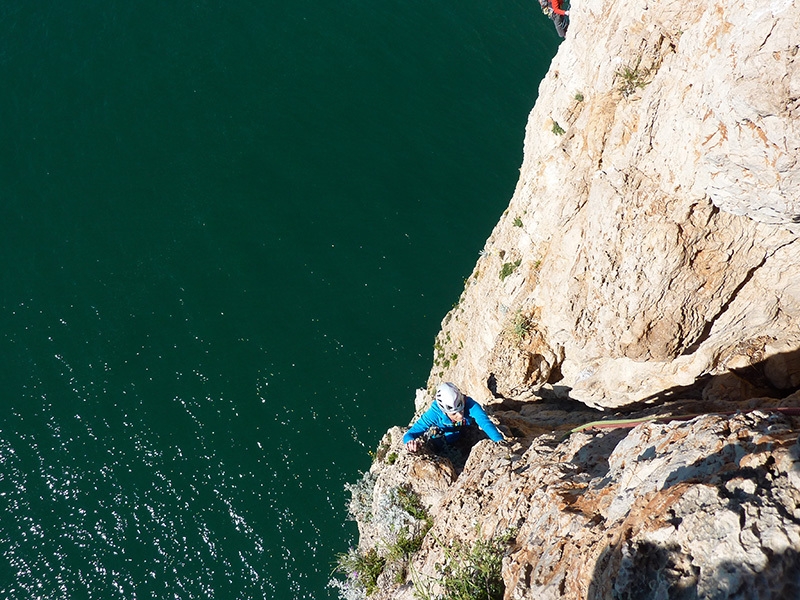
[428,0,800,409]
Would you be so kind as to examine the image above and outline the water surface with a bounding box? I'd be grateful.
[0,1,560,597]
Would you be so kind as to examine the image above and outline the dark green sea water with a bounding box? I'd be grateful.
[1,1,559,597]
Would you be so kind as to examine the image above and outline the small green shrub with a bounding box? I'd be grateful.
[499,259,521,281]
[551,120,565,135]
[345,471,377,523]
[395,485,431,524]
[385,452,398,465]
[334,547,386,597]
[433,331,453,368]
[512,311,532,339]
[437,532,516,600]
[574,92,584,102]
[616,63,650,97]
[381,487,434,589]
[387,526,427,561]
[383,527,428,589]
[512,217,523,227]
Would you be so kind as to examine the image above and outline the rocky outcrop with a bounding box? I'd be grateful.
[334,0,800,597]
[513,410,800,599]
[340,399,800,599]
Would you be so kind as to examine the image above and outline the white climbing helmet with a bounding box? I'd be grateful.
[435,382,465,414]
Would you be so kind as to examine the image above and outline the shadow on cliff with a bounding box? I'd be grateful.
[586,430,800,599]
[568,427,630,479]
[621,346,800,415]
[587,541,800,599]
[663,439,800,527]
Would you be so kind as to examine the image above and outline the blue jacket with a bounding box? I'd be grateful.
[403,397,503,444]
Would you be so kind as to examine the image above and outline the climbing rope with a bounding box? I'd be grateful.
[568,406,800,435]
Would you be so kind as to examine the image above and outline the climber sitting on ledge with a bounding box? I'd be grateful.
[403,382,504,453]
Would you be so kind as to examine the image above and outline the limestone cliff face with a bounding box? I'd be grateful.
[336,0,800,598]
[431,0,800,409]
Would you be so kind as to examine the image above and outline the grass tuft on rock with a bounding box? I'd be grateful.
[499,259,521,281]
[437,531,516,600]
[333,547,386,597]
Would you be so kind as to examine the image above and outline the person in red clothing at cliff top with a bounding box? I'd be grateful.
[540,0,570,37]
